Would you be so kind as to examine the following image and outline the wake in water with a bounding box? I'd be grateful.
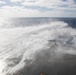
[0,20,76,75]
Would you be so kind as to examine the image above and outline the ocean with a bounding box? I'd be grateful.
[0,18,76,75]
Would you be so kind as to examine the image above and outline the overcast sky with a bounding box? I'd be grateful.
[0,0,76,17]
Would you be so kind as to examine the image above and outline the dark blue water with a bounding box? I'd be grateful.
[2,18,76,28]
[13,18,76,28]
[57,18,76,28]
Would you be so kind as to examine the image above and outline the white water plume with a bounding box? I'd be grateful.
[0,21,76,75]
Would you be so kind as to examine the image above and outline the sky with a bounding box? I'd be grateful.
[0,0,76,17]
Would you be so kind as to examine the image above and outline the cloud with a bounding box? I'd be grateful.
[10,0,66,8]
[0,0,76,17]
[0,6,76,18]
[0,6,49,17]
[9,0,76,12]
[0,0,6,4]
[10,0,22,2]
[10,0,75,8]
